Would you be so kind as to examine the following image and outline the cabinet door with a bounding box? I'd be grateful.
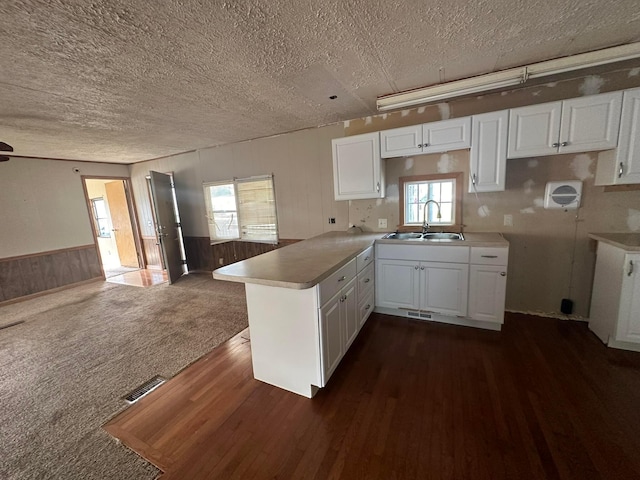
[422,117,471,154]
[469,110,508,193]
[615,88,640,184]
[507,101,561,158]
[419,262,469,316]
[615,253,640,344]
[332,132,384,200]
[343,279,359,350]
[376,259,420,310]
[319,294,344,385]
[380,124,423,158]
[468,265,507,323]
[559,92,622,154]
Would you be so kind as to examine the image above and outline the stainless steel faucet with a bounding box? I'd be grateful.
[422,199,442,234]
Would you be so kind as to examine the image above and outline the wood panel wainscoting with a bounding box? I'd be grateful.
[142,236,163,269]
[183,236,300,272]
[0,245,103,304]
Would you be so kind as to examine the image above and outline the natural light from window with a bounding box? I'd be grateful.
[204,175,278,244]
[404,179,455,226]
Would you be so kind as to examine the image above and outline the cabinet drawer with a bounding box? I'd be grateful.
[357,262,375,301]
[319,259,357,306]
[377,243,469,263]
[359,289,375,327]
[470,247,508,265]
[356,246,374,272]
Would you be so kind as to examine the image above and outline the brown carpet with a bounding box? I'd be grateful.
[0,273,248,479]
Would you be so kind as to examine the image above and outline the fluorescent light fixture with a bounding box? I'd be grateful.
[376,42,640,111]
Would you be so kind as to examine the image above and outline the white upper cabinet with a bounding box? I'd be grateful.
[595,87,640,185]
[422,117,471,154]
[508,92,623,159]
[332,132,385,200]
[469,110,508,193]
[379,124,423,157]
[380,117,471,158]
[508,102,562,158]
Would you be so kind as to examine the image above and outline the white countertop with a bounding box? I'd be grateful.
[213,231,509,290]
[589,233,640,251]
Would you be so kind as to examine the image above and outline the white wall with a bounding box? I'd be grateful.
[129,124,348,240]
[0,158,129,258]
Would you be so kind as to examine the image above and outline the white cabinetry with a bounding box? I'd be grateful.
[595,88,640,185]
[319,276,357,383]
[508,92,622,158]
[356,246,375,327]
[469,110,508,193]
[376,244,470,318]
[380,117,471,158]
[468,247,508,324]
[589,241,640,351]
[332,132,384,200]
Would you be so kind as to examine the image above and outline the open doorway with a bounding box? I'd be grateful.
[82,177,143,279]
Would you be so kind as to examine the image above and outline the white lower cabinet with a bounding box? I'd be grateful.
[589,241,640,351]
[319,277,357,383]
[375,243,508,330]
[318,247,375,386]
[468,247,508,323]
[377,259,468,316]
[468,265,507,323]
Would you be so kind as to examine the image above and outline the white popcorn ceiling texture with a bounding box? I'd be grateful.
[1,0,639,163]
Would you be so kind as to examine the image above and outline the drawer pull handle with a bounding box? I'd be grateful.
[338,276,346,282]
[415,265,419,270]
[365,304,371,310]
[364,256,370,261]
[420,266,425,270]
[364,278,370,283]
[481,255,498,258]
[629,260,634,276]
[500,272,506,277]
[619,162,625,178]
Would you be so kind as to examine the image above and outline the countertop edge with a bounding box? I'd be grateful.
[588,233,640,251]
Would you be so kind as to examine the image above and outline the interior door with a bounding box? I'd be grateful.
[149,171,184,284]
[104,180,139,267]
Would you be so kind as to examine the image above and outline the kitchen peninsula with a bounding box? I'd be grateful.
[213,231,380,397]
[214,230,509,397]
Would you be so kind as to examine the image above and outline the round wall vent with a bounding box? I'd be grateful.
[544,181,582,210]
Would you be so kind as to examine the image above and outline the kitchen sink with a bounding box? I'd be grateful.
[422,232,464,240]
[382,232,464,241]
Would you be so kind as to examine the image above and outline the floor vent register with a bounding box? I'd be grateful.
[123,375,166,404]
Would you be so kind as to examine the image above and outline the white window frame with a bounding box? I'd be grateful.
[398,172,463,231]
[203,174,279,244]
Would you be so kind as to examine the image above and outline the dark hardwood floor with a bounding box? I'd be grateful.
[104,313,640,480]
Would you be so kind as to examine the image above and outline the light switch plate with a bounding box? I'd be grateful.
[504,214,513,227]
[378,218,387,229]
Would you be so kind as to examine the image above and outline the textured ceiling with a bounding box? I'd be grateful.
[1,0,639,163]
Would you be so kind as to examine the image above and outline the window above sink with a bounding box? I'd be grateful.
[398,172,463,233]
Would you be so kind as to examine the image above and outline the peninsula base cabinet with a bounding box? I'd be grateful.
[589,242,640,352]
[244,247,375,398]
[319,277,357,383]
[375,243,508,331]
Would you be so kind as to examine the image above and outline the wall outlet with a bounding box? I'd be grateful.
[218,258,224,265]
[328,217,336,224]
[378,218,388,229]
[503,214,513,227]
